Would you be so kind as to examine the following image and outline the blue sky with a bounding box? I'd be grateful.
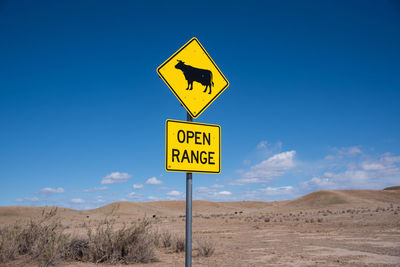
[1,0,399,209]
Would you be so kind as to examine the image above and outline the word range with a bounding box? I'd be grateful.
[166,120,220,173]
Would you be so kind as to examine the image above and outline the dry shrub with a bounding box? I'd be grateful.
[0,225,21,262]
[160,231,172,248]
[195,238,215,257]
[0,208,69,267]
[66,238,89,261]
[173,236,185,253]
[0,209,157,265]
[79,218,157,264]
[154,231,184,253]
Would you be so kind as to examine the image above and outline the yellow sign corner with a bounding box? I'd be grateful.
[157,38,229,118]
[165,119,221,174]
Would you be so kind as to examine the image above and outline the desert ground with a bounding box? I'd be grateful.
[1,188,399,266]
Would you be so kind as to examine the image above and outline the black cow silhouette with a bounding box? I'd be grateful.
[175,60,214,94]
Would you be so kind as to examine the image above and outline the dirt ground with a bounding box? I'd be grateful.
[1,189,400,266]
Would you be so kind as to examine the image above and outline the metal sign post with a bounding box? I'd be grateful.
[158,37,228,267]
[185,112,192,267]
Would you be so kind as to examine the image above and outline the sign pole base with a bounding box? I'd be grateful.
[185,112,192,267]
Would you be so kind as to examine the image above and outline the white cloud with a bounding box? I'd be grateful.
[302,170,370,190]
[146,177,163,185]
[101,172,132,184]
[211,184,224,189]
[70,198,85,204]
[259,186,294,196]
[127,192,136,198]
[361,162,385,171]
[148,196,158,201]
[243,159,251,165]
[257,141,268,149]
[301,153,400,191]
[37,187,65,196]
[258,150,296,169]
[40,187,65,194]
[133,184,144,189]
[83,186,108,192]
[325,146,362,160]
[127,192,144,199]
[196,186,209,193]
[324,155,336,160]
[239,186,297,201]
[195,184,297,201]
[166,190,184,198]
[92,196,105,203]
[194,186,236,201]
[348,147,362,155]
[233,151,296,184]
[15,197,39,203]
[382,153,400,163]
[255,140,283,155]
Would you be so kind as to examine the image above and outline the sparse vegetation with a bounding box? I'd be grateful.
[78,218,157,263]
[172,236,185,253]
[0,189,398,266]
[0,208,69,267]
[159,231,172,248]
[0,209,157,265]
[195,238,215,257]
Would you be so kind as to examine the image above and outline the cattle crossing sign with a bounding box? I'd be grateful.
[157,37,229,119]
[157,37,228,267]
[166,119,221,174]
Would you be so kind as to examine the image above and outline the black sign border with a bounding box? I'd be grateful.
[157,37,229,119]
[165,119,221,174]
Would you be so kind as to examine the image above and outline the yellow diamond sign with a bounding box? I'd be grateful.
[157,37,229,118]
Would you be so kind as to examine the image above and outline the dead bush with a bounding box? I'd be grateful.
[84,218,157,264]
[195,239,215,257]
[173,236,185,253]
[0,208,69,267]
[0,210,158,265]
[65,237,90,262]
[30,221,69,266]
[0,225,21,262]
[160,231,172,248]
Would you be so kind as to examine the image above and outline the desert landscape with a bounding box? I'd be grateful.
[1,187,399,267]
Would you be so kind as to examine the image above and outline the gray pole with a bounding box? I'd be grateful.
[185,111,192,267]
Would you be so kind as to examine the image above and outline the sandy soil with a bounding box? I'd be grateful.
[1,189,399,266]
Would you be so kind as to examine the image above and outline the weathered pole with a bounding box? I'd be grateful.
[185,111,193,267]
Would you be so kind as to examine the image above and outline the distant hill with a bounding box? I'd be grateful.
[383,185,400,191]
[1,189,399,222]
[284,189,400,209]
[90,200,273,217]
